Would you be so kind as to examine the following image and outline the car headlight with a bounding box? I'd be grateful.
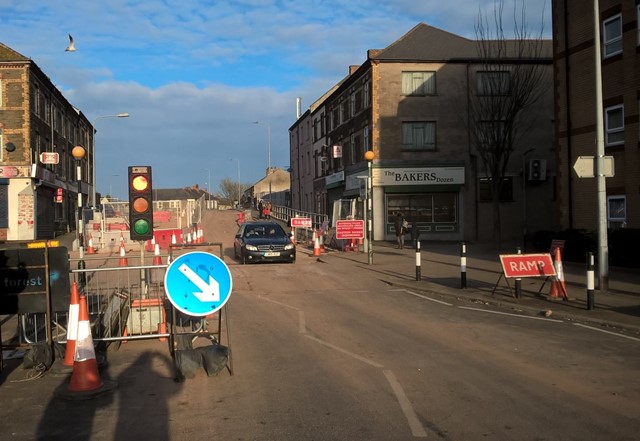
[284,243,294,250]
[245,244,258,251]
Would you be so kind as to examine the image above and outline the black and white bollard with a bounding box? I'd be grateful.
[515,246,522,299]
[586,252,595,310]
[460,242,467,289]
[415,240,421,281]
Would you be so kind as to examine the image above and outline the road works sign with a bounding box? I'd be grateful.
[573,156,615,178]
[164,251,232,316]
[335,219,365,240]
[290,217,312,228]
[499,253,556,278]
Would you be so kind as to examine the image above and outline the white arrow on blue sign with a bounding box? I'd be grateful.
[164,251,232,317]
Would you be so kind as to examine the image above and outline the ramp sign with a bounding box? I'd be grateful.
[164,251,232,316]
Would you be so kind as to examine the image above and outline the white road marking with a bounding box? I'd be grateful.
[458,306,564,322]
[298,310,306,334]
[383,370,428,438]
[573,323,640,342]
[305,335,384,368]
[400,289,453,306]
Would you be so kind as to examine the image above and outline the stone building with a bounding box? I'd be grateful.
[290,23,555,244]
[0,42,93,241]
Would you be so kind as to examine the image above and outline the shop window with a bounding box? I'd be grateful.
[0,181,8,228]
[478,177,513,202]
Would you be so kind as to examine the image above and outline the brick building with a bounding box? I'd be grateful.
[290,23,555,244]
[0,42,93,241]
[553,0,640,231]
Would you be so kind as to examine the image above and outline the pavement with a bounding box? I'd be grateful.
[298,238,640,336]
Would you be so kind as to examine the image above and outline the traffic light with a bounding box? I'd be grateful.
[527,159,547,181]
[128,166,154,241]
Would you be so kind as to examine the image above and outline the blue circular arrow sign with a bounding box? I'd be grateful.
[164,251,232,317]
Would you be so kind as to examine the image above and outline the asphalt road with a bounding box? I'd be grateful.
[1,210,639,440]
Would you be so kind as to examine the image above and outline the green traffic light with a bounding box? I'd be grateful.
[133,219,150,235]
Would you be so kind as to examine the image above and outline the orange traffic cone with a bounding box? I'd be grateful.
[118,243,129,267]
[63,282,81,367]
[549,247,568,300]
[153,243,162,265]
[319,232,325,253]
[86,234,96,254]
[120,232,125,246]
[290,229,296,245]
[171,233,177,245]
[56,295,117,399]
[313,231,321,256]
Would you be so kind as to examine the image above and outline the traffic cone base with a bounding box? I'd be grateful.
[55,296,117,400]
[86,234,96,254]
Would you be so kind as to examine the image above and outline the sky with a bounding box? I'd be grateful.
[0,0,550,199]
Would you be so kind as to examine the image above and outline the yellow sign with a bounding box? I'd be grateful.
[27,240,60,249]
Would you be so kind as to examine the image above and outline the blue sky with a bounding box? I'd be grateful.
[1,0,550,199]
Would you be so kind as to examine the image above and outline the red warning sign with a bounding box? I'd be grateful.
[499,253,556,278]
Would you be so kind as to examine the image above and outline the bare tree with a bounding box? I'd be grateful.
[470,0,549,248]
[219,177,250,206]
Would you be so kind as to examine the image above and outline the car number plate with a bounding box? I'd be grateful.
[264,251,280,257]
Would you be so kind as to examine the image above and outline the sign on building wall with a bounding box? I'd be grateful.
[372,167,465,186]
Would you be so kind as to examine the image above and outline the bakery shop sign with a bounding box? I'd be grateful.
[375,167,465,186]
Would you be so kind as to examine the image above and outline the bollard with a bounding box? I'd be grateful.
[586,252,595,310]
[415,240,421,281]
[77,248,86,290]
[515,246,522,299]
[460,242,467,289]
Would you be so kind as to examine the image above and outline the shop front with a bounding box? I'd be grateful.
[372,165,466,242]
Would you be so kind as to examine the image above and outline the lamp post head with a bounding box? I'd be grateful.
[364,150,375,162]
[72,145,86,160]
[117,113,130,118]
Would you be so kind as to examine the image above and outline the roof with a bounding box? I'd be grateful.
[371,23,552,62]
[0,42,30,62]
[154,187,215,201]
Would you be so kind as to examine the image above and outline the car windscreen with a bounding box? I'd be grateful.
[244,225,285,238]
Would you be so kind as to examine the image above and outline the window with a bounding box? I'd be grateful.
[638,5,640,45]
[352,88,363,115]
[477,71,510,95]
[605,105,624,145]
[402,122,436,150]
[364,81,370,107]
[0,180,7,228]
[363,126,370,151]
[402,71,436,96]
[607,195,626,229]
[603,14,622,57]
[478,177,514,202]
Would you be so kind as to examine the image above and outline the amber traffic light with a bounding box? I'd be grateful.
[128,166,154,241]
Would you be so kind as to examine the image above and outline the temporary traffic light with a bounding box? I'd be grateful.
[527,159,547,181]
[128,166,154,241]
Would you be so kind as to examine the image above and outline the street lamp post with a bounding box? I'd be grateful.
[364,150,375,265]
[72,145,86,287]
[253,121,271,202]
[92,113,129,209]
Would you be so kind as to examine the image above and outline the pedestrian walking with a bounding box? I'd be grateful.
[394,211,406,249]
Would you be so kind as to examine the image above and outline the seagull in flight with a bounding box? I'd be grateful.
[65,34,76,52]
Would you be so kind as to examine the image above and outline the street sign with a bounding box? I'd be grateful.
[335,219,365,240]
[573,156,615,178]
[290,217,312,228]
[164,251,232,316]
[39,152,60,165]
[0,247,70,314]
[499,253,556,278]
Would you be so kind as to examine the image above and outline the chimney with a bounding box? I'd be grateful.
[296,97,301,119]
